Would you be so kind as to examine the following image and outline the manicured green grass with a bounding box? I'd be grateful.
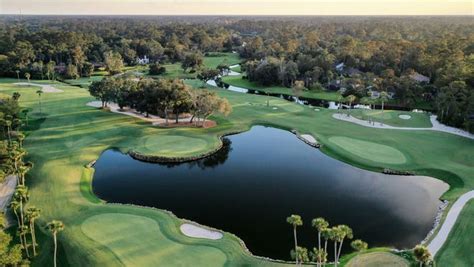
[0,78,472,266]
[64,76,104,88]
[328,136,407,165]
[436,199,474,267]
[81,213,228,266]
[345,252,409,267]
[143,53,242,80]
[222,75,341,101]
[349,109,432,128]
[230,64,241,73]
[203,52,241,69]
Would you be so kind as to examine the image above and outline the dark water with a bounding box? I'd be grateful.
[92,126,447,260]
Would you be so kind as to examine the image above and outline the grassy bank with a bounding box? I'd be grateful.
[347,109,432,128]
[222,75,341,101]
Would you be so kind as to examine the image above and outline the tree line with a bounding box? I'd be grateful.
[0,16,472,131]
[0,92,65,266]
[89,77,232,125]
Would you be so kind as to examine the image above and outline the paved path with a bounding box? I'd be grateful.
[332,113,474,140]
[0,175,17,227]
[0,175,17,212]
[14,82,63,93]
[427,190,474,256]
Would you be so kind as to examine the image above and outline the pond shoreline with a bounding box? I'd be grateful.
[92,126,449,261]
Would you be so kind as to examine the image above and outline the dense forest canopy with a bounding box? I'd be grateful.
[0,15,473,131]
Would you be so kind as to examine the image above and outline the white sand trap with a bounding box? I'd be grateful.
[180,223,223,240]
[314,108,320,111]
[15,82,63,93]
[301,134,317,144]
[273,107,278,110]
[399,114,411,120]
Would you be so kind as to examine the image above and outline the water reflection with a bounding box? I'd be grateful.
[92,126,447,260]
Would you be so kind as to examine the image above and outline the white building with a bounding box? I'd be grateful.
[137,55,149,65]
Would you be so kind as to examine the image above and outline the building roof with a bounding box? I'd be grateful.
[410,72,430,83]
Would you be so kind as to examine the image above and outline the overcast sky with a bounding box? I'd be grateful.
[1,0,473,15]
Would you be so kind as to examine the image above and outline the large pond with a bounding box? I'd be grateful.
[92,126,448,260]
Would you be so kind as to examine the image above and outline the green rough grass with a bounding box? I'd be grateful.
[349,109,432,128]
[153,53,241,79]
[328,136,407,165]
[0,78,472,266]
[436,199,474,267]
[81,213,228,266]
[345,252,409,267]
[203,52,241,69]
[222,75,341,101]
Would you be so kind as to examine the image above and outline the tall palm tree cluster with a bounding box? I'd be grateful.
[287,215,367,266]
[1,93,64,265]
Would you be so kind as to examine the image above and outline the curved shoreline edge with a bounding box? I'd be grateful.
[128,130,245,163]
[87,125,457,261]
[427,190,474,256]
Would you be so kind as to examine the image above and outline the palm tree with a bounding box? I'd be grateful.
[311,217,329,266]
[18,224,30,257]
[330,226,341,267]
[25,73,31,84]
[18,165,30,186]
[46,220,65,267]
[4,119,12,144]
[350,239,368,266]
[0,212,6,229]
[346,95,356,111]
[9,145,26,182]
[321,228,332,261]
[14,185,29,228]
[291,246,309,264]
[413,245,432,267]
[10,200,21,226]
[335,225,353,265]
[17,133,25,148]
[287,214,303,265]
[36,90,44,114]
[26,207,41,256]
[380,91,389,112]
[311,248,327,267]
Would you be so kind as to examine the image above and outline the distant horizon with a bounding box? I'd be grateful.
[1,14,473,17]
[1,0,473,16]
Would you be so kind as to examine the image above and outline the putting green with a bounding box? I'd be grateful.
[346,252,409,267]
[81,213,227,266]
[139,135,211,156]
[328,136,407,165]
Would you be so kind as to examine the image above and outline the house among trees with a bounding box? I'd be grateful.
[368,88,395,99]
[137,56,150,65]
[409,72,430,83]
[335,62,362,77]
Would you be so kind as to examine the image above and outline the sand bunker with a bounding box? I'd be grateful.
[180,223,223,240]
[15,82,63,93]
[300,134,317,145]
[399,114,411,120]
